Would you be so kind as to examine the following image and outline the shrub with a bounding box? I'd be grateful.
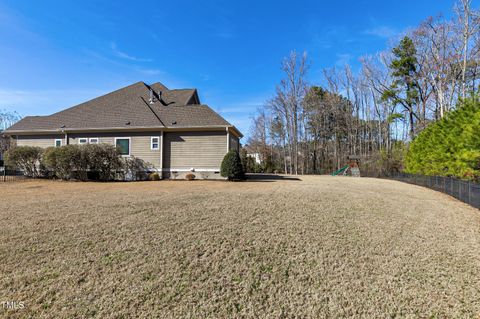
[123,156,152,181]
[149,172,160,181]
[220,150,245,181]
[43,145,88,180]
[87,144,123,181]
[5,146,43,177]
[185,173,195,181]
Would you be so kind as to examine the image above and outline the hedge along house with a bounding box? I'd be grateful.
[3,82,243,179]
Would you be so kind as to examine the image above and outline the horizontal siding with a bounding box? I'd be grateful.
[15,130,228,171]
[16,135,65,148]
[229,135,239,151]
[131,135,161,167]
[68,132,162,167]
[164,131,227,169]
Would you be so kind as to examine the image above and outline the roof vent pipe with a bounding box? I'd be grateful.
[149,89,154,104]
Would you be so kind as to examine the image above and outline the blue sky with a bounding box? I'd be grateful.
[0,0,463,137]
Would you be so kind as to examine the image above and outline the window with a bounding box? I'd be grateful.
[78,138,88,145]
[115,138,130,156]
[54,139,62,147]
[89,138,99,144]
[151,136,160,150]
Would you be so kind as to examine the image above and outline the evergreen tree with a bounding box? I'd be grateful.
[405,96,480,180]
[382,36,420,139]
[221,150,245,180]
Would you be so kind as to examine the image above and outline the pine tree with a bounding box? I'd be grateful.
[382,36,420,139]
[405,96,480,180]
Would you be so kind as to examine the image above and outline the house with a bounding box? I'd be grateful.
[3,81,243,179]
[247,152,262,165]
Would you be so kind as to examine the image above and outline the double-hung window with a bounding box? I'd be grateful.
[54,139,62,147]
[115,138,130,156]
[151,137,160,150]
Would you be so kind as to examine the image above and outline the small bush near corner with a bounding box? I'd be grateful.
[149,172,160,181]
[220,150,245,181]
[185,173,195,181]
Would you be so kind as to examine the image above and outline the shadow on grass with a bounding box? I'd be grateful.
[245,173,301,182]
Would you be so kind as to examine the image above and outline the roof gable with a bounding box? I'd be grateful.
[5,81,239,135]
[149,82,199,106]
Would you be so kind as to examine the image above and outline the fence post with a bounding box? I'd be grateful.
[468,181,472,205]
[459,181,462,201]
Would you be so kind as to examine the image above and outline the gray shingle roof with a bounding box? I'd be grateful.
[5,81,241,135]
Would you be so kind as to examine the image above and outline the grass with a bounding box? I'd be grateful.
[0,176,479,318]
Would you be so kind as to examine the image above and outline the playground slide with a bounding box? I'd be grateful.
[331,165,349,176]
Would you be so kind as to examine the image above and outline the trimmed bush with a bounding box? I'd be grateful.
[220,150,245,181]
[5,146,43,177]
[185,173,195,181]
[43,144,121,181]
[43,145,89,180]
[86,144,123,181]
[8,143,157,182]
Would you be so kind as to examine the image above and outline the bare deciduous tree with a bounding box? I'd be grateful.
[246,1,480,175]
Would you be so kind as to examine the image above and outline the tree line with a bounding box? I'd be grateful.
[0,109,22,161]
[246,0,480,175]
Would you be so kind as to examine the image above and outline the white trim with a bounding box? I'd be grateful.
[78,138,88,145]
[114,137,131,157]
[161,168,220,172]
[151,136,160,150]
[54,139,63,147]
[89,137,99,144]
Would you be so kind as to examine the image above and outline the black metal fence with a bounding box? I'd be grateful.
[0,167,26,182]
[362,170,480,209]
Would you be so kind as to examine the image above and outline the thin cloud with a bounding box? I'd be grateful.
[364,26,398,39]
[336,53,352,66]
[110,42,153,62]
[135,68,164,76]
[0,88,106,115]
[307,24,360,51]
[82,48,165,77]
[212,31,233,39]
[217,100,264,114]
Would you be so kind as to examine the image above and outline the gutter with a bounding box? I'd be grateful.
[4,125,244,138]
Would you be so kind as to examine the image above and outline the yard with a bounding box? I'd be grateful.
[1,176,479,318]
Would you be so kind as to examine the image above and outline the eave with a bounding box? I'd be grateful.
[4,125,244,138]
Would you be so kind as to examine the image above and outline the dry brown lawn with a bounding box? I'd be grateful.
[1,176,480,318]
